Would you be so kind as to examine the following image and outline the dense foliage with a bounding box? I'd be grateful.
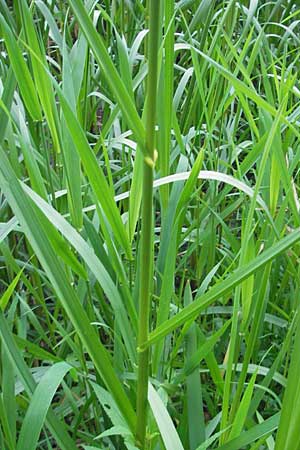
[1,1,300,449]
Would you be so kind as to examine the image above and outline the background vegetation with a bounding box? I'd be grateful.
[1,0,300,449]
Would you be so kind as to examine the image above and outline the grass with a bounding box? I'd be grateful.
[1,0,300,449]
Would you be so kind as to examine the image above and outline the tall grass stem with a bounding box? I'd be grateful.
[135,0,160,447]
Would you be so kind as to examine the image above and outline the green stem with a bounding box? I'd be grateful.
[136,1,160,448]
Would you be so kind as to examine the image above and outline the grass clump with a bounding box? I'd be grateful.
[1,1,300,449]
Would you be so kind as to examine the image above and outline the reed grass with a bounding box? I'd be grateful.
[136,0,160,447]
[1,1,300,450]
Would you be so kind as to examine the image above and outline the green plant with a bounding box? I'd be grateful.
[1,1,300,450]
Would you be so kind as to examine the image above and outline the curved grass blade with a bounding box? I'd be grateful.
[92,382,139,450]
[23,182,137,360]
[0,267,24,311]
[67,0,146,151]
[0,67,16,143]
[18,0,61,152]
[57,87,132,260]
[216,413,280,450]
[83,170,275,232]
[16,362,72,450]
[275,313,300,450]
[61,29,83,230]
[0,146,136,432]
[148,383,184,450]
[143,229,300,349]
[0,311,77,450]
[0,13,42,122]
[186,43,300,140]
